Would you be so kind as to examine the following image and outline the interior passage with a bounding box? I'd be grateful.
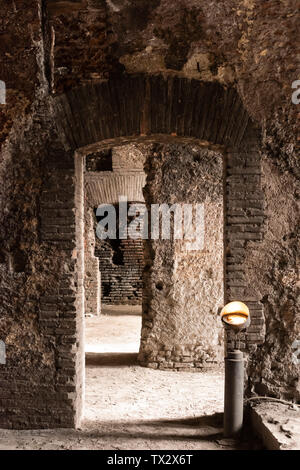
[0,306,261,450]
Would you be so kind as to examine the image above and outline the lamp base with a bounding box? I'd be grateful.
[224,349,244,437]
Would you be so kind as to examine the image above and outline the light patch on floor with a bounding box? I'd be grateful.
[85,305,142,353]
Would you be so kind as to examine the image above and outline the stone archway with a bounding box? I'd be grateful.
[0,74,265,429]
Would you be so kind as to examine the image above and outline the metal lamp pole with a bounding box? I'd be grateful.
[223,347,244,437]
[220,301,251,438]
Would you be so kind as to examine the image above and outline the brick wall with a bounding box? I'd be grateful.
[224,127,266,352]
[95,236,143,305]
[93,202,144,305]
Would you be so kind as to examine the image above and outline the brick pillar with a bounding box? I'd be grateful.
[39,154,85,427]
[225,127,266,351]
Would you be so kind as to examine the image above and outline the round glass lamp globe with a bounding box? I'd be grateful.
[221,301,250,326]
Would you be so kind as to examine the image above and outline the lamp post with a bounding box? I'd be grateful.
[220,301,251,438]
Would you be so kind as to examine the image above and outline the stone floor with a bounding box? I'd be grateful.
[85,304,143,354]
[0,306,261,450]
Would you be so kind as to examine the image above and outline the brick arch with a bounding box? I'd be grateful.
[41,74,265,428]
[50,73,264,325]
[52,74,252,151]
[1,75,264,430]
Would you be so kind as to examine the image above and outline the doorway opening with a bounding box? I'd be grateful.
[0,75,265,434]
[85,204,144,359]
[83,142,146,363]
[79,136,226,432]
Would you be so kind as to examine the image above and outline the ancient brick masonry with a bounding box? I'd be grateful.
[136,132,265,371]
[0,75,271,429]
[0,0,298,431]
[38,152,85,428]
[225,127,266,352]
[95,236,144,305]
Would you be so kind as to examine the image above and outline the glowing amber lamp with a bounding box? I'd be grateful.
[220,301,250,328]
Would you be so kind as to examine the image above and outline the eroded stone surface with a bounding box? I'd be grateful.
[139,143,224,369]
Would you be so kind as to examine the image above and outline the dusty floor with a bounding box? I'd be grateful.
[0,306,259,450]
[85,304,143,354]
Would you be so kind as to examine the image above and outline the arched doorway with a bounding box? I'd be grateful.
[0,74,265,429]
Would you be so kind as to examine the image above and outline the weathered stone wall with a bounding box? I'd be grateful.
[2,1,298,174]
[0,0,49,146]
[136,137,265,371]
[246,157,300,401]
[0,100,82,429]
[41,1,298,176]
[139,143,225,370]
